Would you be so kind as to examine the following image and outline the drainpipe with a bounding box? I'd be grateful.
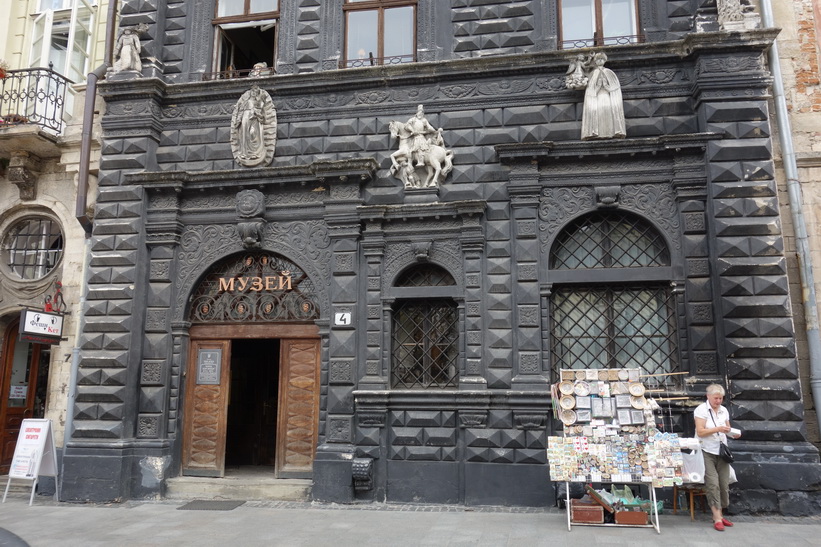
[63,1,119,492]
[760,0,821,420]
[75,0,119,234]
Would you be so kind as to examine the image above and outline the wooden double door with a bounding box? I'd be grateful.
[0,319,51,473]
[182,325,320,478]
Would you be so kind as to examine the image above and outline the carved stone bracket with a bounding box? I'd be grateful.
[7,151,42,200]
[236,189,266,249]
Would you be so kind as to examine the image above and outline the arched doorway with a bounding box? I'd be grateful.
[0,318,51,473]
[181,253,321,479]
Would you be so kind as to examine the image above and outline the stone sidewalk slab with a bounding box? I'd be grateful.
[0,495,820,546]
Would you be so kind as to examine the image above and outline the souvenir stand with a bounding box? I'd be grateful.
[546,369,686,534]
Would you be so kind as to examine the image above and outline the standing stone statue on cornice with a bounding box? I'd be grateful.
[231,86,277,168]
[568,52,626,140]
[110,23,149,75]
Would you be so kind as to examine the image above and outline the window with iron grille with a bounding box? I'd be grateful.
[343,0,416,68]
[559,0,642,49]
[391,264,459,389]
[2,217,64,280]
[549,211,679,379]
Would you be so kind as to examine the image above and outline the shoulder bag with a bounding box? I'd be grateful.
[709,408,734,463]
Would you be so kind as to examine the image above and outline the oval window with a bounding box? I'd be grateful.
[2,217,64,280]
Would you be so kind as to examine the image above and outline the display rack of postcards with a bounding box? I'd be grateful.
[547,368,685,533]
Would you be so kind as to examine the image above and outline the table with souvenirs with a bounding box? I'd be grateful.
[547,368,687,533]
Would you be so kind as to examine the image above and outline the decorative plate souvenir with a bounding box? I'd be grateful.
[618,369,629,381]
[608,369,619,381]
[560,409,577,425]
[598,369,609,381]
[575,370,586,381]
[560,395,576,410]
[559,381,574,395]
[630,395,647,410]
[561,370,575,381]
[628,383,646,396]
[575,409,592,422]
[574,381,590,396]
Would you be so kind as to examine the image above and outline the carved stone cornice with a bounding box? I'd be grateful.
[7,151,42,200]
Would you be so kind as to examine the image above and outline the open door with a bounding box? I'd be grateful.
[181,340,231,477]
[276,338,320,478]
[0,319,50,474]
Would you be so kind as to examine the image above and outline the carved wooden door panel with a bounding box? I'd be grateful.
[276,338,320,478]
[182,340,231,477]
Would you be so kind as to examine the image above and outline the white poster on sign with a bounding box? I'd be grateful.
[3,419,58,505]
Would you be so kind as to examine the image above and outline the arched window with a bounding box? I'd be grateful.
[391,264,459,389]
[549,211,679,378]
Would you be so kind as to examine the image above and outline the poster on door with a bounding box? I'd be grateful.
[8,419,57,480]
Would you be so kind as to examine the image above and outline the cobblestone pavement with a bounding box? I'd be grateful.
[1,494,820,546]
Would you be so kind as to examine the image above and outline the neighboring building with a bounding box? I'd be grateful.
[774,0,821,455]
[57,0,821,512]
[0,0,108,473]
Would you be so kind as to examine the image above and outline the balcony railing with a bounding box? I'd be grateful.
[340,54,415,69]
[201,65,277,81]
[0,65,73,134]
[561,35,645,50]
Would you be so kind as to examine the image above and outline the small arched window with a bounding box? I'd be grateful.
[549,212,679,379]
[391,264,459,389]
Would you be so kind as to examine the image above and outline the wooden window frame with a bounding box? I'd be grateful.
[213,0,279,24]
[558,0,642,49]
[342,0,417,68]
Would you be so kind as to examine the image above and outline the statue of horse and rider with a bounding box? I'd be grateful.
[389,105,453,189]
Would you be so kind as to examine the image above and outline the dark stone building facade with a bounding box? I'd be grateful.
[60,0,821,512]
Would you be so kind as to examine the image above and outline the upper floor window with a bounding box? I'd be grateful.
[559,0,640,49]
[211,0,278,78]
[30,0,96,83]
[343,0,416,68]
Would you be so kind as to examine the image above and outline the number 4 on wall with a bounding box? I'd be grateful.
[334,312,352,326]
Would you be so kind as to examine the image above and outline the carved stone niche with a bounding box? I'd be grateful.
[230,86,277,168]
[7,151,42,200]
[236,189,266,249]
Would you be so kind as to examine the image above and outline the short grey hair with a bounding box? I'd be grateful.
[706,384,725,396]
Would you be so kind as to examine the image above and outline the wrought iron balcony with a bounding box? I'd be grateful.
[0,65,73,134]
[340,54,415,69]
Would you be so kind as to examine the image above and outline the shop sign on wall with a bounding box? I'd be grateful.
[18,308,64,345]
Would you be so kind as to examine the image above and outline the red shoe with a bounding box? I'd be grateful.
[714,521,725,531]
[722,518,734,527]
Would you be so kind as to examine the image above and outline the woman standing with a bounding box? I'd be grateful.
[694,384,740,531]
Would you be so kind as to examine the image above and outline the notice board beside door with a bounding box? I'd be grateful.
[2,418,58,505]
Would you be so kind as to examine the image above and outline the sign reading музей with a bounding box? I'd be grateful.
[18,308,64,345]
[218,271,293,292]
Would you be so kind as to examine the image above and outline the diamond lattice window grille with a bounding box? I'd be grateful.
[550,285,679,384]
[391,299,459,389]
[395,264,456,287]
[550,211,669,270]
